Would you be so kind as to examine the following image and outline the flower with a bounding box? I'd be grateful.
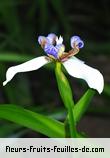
[3,33,104,94]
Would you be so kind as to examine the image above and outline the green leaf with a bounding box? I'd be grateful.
[37,0,48,32]
[104,83,110,96]
[0,1,21,38]
[50,0,70,32]
[74,89,95,123]
[0,52,34,62]
[0,105,65,138]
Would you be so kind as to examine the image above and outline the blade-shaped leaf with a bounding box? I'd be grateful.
[0,105,65,138]
[104,83,110,96]
[0,1,21,38]
[37,0,48,32]
[0,52,34,62]
[50,0,70,32]
[74,89,95,123]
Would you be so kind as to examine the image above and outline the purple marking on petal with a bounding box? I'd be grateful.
[70,35,84,49]
[38,36,47,45]
[71,36,80,41]
[47,33,56,44]
[78,40,84,48]
[44,44,58,58]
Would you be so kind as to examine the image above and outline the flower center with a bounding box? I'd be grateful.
[44,36,65,60]
[38,34,82,62]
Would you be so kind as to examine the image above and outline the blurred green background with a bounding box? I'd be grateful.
[0,0,110,137]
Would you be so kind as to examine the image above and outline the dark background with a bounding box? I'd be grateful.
[0,0,110,137]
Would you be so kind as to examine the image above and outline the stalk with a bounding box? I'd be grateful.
[55,62,77,137]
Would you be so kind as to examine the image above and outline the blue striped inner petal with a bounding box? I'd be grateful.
[44,44,58,58]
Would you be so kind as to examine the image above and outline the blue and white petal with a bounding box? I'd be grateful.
[47,33,56,44]
[63,57,104,94]
[71,36,84,48]
[38,36,48,45]
[3,56,50,86]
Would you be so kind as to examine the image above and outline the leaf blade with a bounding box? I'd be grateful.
[0,105,65,138]
[74,89,95,123]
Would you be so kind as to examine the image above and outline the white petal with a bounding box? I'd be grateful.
[63,57,104,94]
[3,56,50,86]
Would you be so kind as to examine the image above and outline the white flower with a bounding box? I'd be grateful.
[3,34,104,94]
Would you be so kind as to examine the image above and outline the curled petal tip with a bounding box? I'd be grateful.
[38,36,43,44]
[71,35,84,49]
[78,40,84,48]
[47,33,56,39]
[38,36,47,45]
[47,33,56,44]
[47,33,56,36]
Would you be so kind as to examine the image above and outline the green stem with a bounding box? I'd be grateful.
[55,62,77,138]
